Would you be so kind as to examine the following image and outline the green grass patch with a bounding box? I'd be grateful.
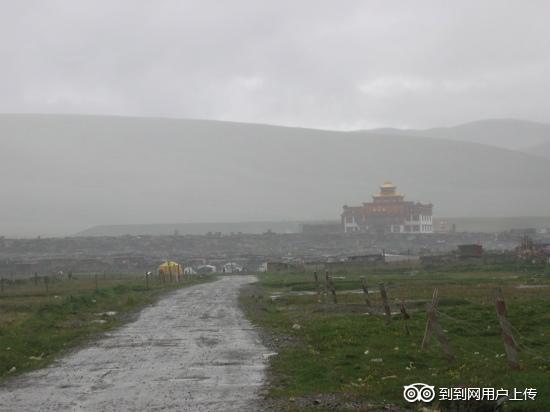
[0,274,215,380]
[242,268,550,411]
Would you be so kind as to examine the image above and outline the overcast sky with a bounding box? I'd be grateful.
[1,1,550,130]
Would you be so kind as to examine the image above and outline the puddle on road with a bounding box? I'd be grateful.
[196,336,221,347]
[171,375,209,382]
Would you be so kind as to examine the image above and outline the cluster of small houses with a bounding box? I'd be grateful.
[114,239,550,277]
[2,234,548,279]
[156,260,245,276]
[264,239,550,272]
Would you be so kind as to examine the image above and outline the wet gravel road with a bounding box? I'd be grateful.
[0,275,268,411]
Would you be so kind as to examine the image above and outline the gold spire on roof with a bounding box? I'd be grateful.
[373,181,403,198]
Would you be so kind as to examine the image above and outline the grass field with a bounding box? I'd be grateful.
[241,264,550,411]
[0,273,214,380]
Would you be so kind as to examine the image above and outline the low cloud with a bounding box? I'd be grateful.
[1,1,549,129]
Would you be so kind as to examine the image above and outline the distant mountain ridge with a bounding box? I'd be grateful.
[1,114,550,236]
[370,118,550,154]
[76,221,306,236]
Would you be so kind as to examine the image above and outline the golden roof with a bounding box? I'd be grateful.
[373,181,403,198]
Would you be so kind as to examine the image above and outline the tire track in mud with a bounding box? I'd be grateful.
[0,275,268,411]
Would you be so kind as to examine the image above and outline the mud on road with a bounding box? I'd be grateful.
[0,275,268,411]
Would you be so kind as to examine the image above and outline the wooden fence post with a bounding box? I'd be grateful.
[360,276,371,307]
[325,272,337,304]
[34,272,38,285]
[313,271,322,303]
[400,300,411,335]
[495,288,520,369]
[379,283,392,324]
[421,288,438,349]
[0,278,4,293]
[95,273,99,292]
[44,276,49,293]
[421,288,455,362]
[330,277,337,304]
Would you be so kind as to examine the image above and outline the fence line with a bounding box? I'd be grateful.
[276,271,546,369]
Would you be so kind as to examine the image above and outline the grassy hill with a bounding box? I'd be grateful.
[1,114,550,236]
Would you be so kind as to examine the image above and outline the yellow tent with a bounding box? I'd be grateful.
[158,261,183,276]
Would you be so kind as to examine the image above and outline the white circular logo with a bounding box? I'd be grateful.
[403,383,436,403]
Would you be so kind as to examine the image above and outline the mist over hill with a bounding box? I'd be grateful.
[372,119,550,152]
[523,141,550,159]
[1,114,550,237]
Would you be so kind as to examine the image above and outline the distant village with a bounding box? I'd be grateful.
[0,229,548,279]
[0,181,549,278]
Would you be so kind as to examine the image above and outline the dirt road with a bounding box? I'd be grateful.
[0,275,268,411]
